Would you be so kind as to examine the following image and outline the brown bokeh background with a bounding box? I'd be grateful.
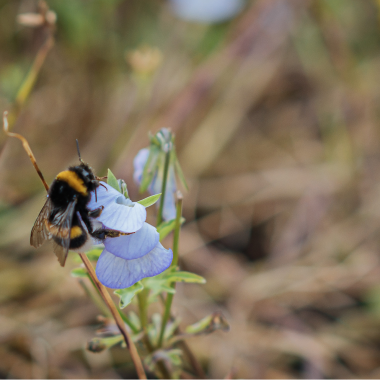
[2,0,380,378]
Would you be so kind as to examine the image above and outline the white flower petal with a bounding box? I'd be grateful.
[96,243,173,289]
[104,222,159,260]
[88,182,146,233]
[88,182,121,210]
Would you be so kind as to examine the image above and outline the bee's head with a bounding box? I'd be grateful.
[77,162,99,191]
[75,140,99,192]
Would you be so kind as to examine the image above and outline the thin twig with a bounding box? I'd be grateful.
[79,253,147,379]
[158,192,183,348]
[3,111,49,191]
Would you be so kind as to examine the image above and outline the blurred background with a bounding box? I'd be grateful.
[2,0,380,378]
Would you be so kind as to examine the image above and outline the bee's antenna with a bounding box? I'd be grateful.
[3,111,49,192]
[76,139,85,164]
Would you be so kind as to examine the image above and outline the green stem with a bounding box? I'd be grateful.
[157,193,183,348]
[137,289,149,332]
[137,290,170,378]
[119,310,139,334]
[172,192,183,268]
[156,150,171,226]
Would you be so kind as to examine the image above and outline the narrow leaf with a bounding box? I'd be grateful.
[157,217,185,241]
[114,282,144,309]
[107,169,121,192]
[137,193,161,208]
[161,271,206,284]
[185,312,230,335]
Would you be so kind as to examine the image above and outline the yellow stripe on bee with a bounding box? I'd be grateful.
[45,220,70,238]
[56,170,88,196]
[70,226,83,239]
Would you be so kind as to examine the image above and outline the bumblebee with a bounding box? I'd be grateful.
[30,143,126,267]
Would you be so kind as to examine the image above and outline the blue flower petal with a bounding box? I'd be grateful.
[104,222,159,260]
[88,182,146,233]
[96,243,173,289]
[133,148,149,184]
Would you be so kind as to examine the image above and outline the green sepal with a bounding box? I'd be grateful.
[118,179,129,198]
[149,132,161,147]
[139,145,160,193]
[114,282,144,309]
[172,149,188,191]
[71,267,88,278]
[157,217,185,241]
[107,168,121,192]
[137,193,161,208]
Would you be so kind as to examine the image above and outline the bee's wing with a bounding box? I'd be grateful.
[50,200,77,267]
[30,197,53,248]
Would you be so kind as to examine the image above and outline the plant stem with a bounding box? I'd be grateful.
[156,149,171,226]
[4,10,54,137]
[79,253,146,379]
[137,290,171,379]
[137,289,151,347]
[157,193,183,348]
[171,191,182,268]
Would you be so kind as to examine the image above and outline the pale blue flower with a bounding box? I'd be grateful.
[96,243,172,289]
[88,182,173,289]
[89,182,146,233]
[170,0,245,24]
[133,147,177,221]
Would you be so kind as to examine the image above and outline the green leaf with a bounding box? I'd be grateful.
[71,267,88,278]
[143,269,205,300]
[143,277,176,301]
[137,193,161,208]
[114,282,144,309]
[157,217,185,241]
[107,168,121,192]
[140,146,160,193]
[161,271,206,284]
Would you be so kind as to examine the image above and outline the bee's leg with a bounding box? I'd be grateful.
[88,206,104,218]
[91,228,134,241]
